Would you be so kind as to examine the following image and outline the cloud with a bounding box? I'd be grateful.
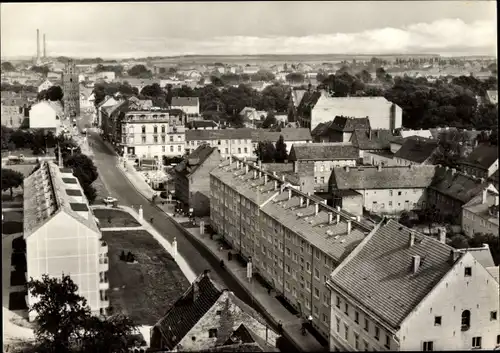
[1,18,496,58]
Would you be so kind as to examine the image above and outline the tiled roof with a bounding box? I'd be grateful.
[210,159,374,262]
[153,273,224,350]
[297,90,321,115]
[171,96,199,107]
[462,189,499,227]
[330,165,437,190]
[330,220,456,329]
[175,144,219,176]
[187,120,219,129]
[311,121,332,138]
[458,246,496,268]
[460,144,498,170]
[331,116,371,132]
[289,143,359,161]
[186,128,253,141]
[352,129,395,150]
[393,136,439,163]
[399,129,433,139]
[251,128,312,143]
[23,161,99,238]
[291,89,307,107]
[430,168,487,204]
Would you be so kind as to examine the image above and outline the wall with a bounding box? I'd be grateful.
[27,212,101,320]
[171,104,200,116]
[188,151,222,216]
[29,102,58,129]
[1,105,25,129]
[462,209,499,238]
[340,194,364,217]
[399,253,500,350]
[188,139,253,159]
[427,188,464,225]
[363,151,397,166]
[359,188,428,215]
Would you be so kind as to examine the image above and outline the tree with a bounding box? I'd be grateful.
[1,168,24,199]
[47,86,64,101]
[275,135,288,163]
[1,125,14,149]
[127,65,152,78]
[1,61,15,71]
[28,274,136,353]
[140,83,164,98]
[255,141,276,163]
[285,72,305,84]
[261,112,277,128]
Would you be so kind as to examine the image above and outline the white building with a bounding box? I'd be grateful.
[185,128,254,159]
[305,94,403,131]
[170,97,200,117]
[120,109,186,159]
[328,219,500,351]
[462,185,499,238]
[28,100,65,133]
[37,79,54,93]
[24,162,109,321]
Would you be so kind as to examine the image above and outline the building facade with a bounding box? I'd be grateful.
[462,186,499,237]
[186,129,254,159]
[1,98,29,129]
[24,162,109,321]
[328,219,500,351]
[171,97,200,117]
[62,60,80,116]
[28,100,64,133]
[210,157,374,340]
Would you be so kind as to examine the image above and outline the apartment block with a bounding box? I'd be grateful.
[328,219,500,351]
[209,157,375,340]
[186,128,254,159]
[23,162,108,321]
[462,186,499,237]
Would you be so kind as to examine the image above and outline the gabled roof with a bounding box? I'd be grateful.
[186,128,254,141]
[460,144,498,170]
[153,272,224,350]
[187,120,219,129]
[331,116,371,132]
[171,96,199,107]
[289,143,359,161]
[311,121,333,138]
[430,168,487,204]
[486,90,498,105]
[462,187,499,226]
[351,129,395,150]
[330,220,457,329]
[291,89,307,107]
[330,165,437,190]
[175,144,219,176]
[279,127,312,141]
[393,136,439,164]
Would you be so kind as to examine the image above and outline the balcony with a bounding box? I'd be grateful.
[100,241,108,254]
[99,277,109,290]
[100,298,109,308]
[99,256,109,271]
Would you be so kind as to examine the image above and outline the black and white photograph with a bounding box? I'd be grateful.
[1,1,498,352]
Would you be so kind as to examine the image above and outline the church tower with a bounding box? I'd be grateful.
[62,60,80,117]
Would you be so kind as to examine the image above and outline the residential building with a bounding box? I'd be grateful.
[458,144,499,179]
[1,98,29,129]
[37,79,54,93]
[298,91,403,131]
[24,162,109,321]
[28,100,64,133]
[287,89,307,122]
[95,95,121,128]
[174,145,222,216]
[289,143,359,193]
[329,165,437,217]
[185,128,254,159]
[393,137,440,166]
[186,120,219,130]
[171,96,200,117]
[261,162,315,195]
[62,60,80,117]
[118,107,186,159]
[210,157,375,339]
[243,66,260,75]
[398,128,433,139]
[251,128,312,154]
[462,186,499,237]
[150,271,279,352]
[327,219,500,351]
[312,117,370,143]
[350,129,396,164]
[427,166,489,224]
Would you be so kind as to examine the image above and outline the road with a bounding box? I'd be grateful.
[83,126,298,352]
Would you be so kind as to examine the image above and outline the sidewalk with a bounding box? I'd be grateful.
[113,157,327,352]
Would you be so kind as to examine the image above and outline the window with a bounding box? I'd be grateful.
[434,316,442,326]
[385,334,390,349]
[162,146,165,152]
[170,146,174,152]
[344,323,349,340]
[336,296,341,308]
[314,305,319,317]
[497,335,500,345]
[491,311,498,320]
[153,136,158,143]
[141,125,146,133]
[464,267,472,276]
[208,328,218,338]
[354,311,359,324]
[336,317,340,333]
[216,310,222,315]
[169,135,174,142]
[374,326,380,340]
[389,190,393,196]
[364,318,369,332]
[153,126,158,133]
[423,341,434,351]
[398,191,402,196]
[344,303,349,315]
[472,337,482,349]
[323,293,329,306]
[363,340,369,352]
[161,125,165,133]
[178,145,182,152]
[461,310,471,331]
[314,268,319,278]
[161,135,166,143]
[354,332,359,350]
[314,287,320,298]
[141,136,146,143]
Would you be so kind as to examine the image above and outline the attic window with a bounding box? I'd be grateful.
[216,310,222,315]
[464,267,472,277]
[208,328,218,338]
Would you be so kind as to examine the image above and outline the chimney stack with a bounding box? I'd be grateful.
[328,212,333,224]
[229,156,233,165]
[288,189,292,200]
[245,164,249,174]
[299,197,304,207]
[193,282,199,302]
[412,255,421,274]
[495,196,499,206]
[43,33,46,58]
[315,203,319,215]
[264,174,268,184]
[293,161,298,173]
[482,189,488,204]
[36,29,40,61]
[306,193,310,207]
[449,250,460,263]
[377,164,382,171]
[274,180,278,190]
[345,166,350,172]
[346,220,352,234]
[282,175,285,182]
[253,170,257,179]
[258,160,262,169]
[409,232,415,247]
[439,227,446,244]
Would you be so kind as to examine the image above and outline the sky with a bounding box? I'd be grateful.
[0,1,497,59]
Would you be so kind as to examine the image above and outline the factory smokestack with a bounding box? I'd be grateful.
[43,34,46,58]
[36,29,40,60]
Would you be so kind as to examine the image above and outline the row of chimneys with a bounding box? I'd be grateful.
[344,164,413,172]
[409,227,449,273]
[228,156,361,233]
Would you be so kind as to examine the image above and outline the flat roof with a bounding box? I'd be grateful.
[66,189,82,196]
[62,177,78,184]
[59,167,73,173]
[69,203,89,212]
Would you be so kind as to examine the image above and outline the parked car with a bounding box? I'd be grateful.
[103,196,118,206]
